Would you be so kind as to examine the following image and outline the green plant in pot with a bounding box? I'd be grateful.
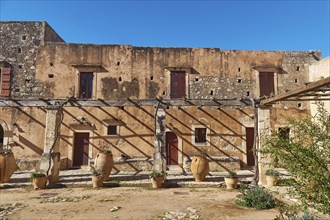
[30,172,47,189]
[91,166,103,188]
[224,171,239,189]
[149,171,166,188]
[265,169,280,187]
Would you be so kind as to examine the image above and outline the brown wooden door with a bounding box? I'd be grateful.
[166,132,178,165]
[246,127,255,166]
[259,72,274,97]
[1,67,11,97]
[73,132,90,166]
[170,71,186,99]
[0,125,4,145]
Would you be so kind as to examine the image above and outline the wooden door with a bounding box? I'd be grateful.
[73,132,90,166]
[246,127,255,166]
[166,132,178,165]
[0,125,4,145]
[170,71,186,99]
[259,72,274,97]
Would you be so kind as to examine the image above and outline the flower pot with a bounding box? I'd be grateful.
[92,176,103,188]
[265,175,278,187]
[94,152,114,182]
[0,153,17,183]
[32,176,48,189]
[224,177,239,189]
[151,176,164,188]
[190,156,209,182]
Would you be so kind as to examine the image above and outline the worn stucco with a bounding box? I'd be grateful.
[0,21,325,172]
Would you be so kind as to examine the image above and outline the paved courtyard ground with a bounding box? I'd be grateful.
[0,186,279,220]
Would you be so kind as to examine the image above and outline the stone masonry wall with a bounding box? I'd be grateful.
[0,21,64,98]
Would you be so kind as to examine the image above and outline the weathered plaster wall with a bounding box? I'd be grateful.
[58,106,155,169]
[35,43,319,108]
[0,107,46,158]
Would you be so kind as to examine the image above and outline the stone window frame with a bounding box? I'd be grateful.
[164,67,197,99]
[102,119,124,138]
[72,65,108,99]
[253,67,279,98]
[106,125,119,136]
[275,124,292,139]
[191,124,210,147]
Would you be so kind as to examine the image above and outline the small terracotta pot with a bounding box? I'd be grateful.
[151,176,164,188]
[92,176,103,188]
[265,175,278,187]
[224,177,239,189]
[32,176,48,189]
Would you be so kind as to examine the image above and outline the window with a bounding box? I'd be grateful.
[195,128,207,143]
[278,127,290,140]
[107,125,118,136]
[192,125,210,146]
[79,72,93,98]
[170,71,186,98]
[259,72,275,97]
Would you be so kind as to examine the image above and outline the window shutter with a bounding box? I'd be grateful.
[1,67,11,97]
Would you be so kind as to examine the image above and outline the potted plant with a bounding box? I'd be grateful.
[265,169,279,187]
[0,147,17,183]
[30,172,47,189]
[94,147,114,182]
[149,171,166,188]
[91,167,103,188]
[190,151,209,182]
[224,171,239,189]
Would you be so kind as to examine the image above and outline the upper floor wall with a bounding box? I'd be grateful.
[0,21,323,111]
[34,42,320,108]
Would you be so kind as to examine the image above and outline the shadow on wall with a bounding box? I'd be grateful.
[166,108,245,171]
[60,107,154,171]
[18,135,43,155]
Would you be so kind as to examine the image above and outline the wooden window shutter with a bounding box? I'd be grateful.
[1,67,11,97]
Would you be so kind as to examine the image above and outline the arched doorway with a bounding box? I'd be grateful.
[166,132,179,165]
[0,125,4,146]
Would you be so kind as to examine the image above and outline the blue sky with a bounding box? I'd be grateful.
[1,1,329,57]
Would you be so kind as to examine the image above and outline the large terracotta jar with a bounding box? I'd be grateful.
[0,153,17,183]
[190,156,209,182]
[94,152,114,182]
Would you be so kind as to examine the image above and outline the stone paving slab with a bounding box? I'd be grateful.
[0,169,256,189]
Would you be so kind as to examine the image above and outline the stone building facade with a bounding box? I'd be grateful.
[0,21,323,172]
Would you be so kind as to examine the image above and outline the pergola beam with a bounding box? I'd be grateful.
[0,98,252,108]
[260,77,330,106]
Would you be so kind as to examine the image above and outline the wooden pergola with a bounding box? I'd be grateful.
[0,97,252,108]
